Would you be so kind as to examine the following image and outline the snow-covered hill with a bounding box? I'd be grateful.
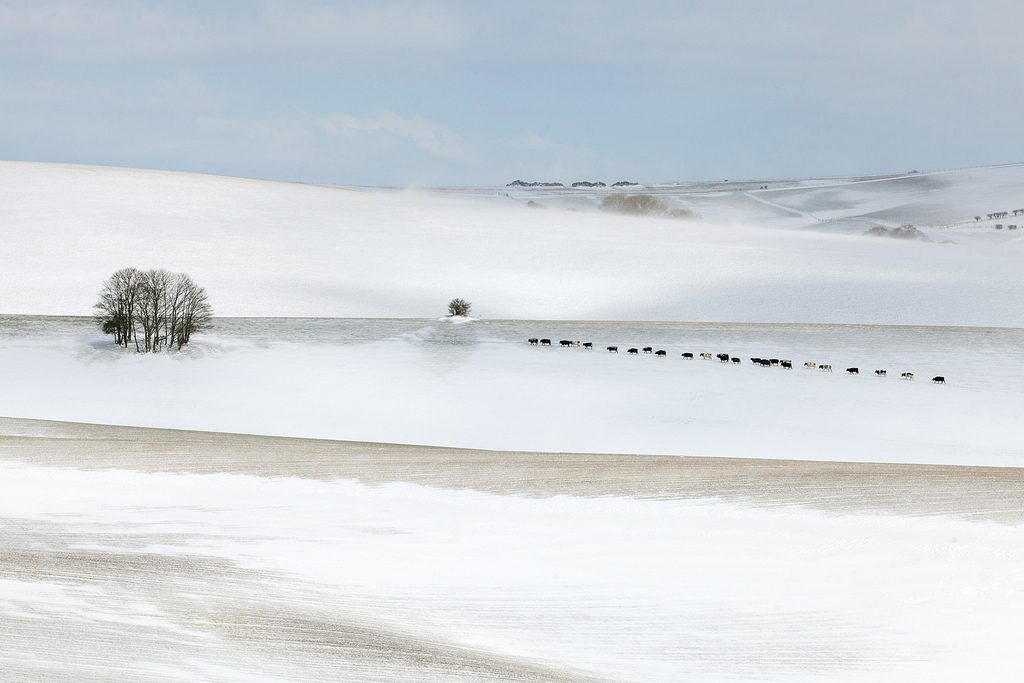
[482,163,1024,236]
[1,161,1022,325]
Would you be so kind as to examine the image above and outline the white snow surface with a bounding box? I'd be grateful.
[1,318,1021,467]
[1,160,1023,325]
[1,462,1022,681]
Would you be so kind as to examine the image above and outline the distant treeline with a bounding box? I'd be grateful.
[507,180,640,188]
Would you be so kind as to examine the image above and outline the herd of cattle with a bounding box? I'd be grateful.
[526,338,946,384]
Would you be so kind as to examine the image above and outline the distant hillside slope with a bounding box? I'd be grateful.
[487,163,1024,235]
[0,161,1021,325]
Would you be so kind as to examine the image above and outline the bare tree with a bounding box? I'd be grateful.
[448,298,471,317]
[95,268,212,352]
[173,274,212,348]
[94,267,142,351]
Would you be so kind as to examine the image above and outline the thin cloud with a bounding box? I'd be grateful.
[320,111,478,164]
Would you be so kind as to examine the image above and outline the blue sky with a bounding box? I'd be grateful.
[1,0,1022,185]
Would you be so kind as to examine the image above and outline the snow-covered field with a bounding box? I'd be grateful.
[1,161,1023,324]
[2,420,1023,682]
[1,161,1023,681]
[1,316,1021,466]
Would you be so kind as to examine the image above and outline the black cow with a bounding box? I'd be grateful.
[583,342,593,349]
[559,340,572,347]
[682,353,693,359]
[717,353,729,362]
[528,338,538,345]
[628,348,639,355]
[643,347,653,354]
[655,350,667,357]
[847,367,859,374]
[770,359,779,366]
[932,376,946,384]
[540,339,551,346]
[780,360,792,369]
[750,357,761,364]
[607,346,618,353]
[731,357,741,364]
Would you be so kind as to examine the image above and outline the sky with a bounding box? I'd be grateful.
[1,0,1022,186]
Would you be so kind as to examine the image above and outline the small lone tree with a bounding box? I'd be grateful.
[447,298,471,317]
[95,268,212,352]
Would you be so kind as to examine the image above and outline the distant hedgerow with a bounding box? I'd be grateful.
[864,224,929,241]
[600,194,698,220]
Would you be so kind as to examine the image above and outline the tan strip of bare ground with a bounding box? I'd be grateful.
[1,416,1022,522]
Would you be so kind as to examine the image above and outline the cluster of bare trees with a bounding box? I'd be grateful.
[94,268,212,352]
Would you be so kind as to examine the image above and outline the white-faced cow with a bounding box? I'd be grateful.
[528,338,538,345]
[901,372,914,380]
[875,370,887,377]
[804,362,816,369]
